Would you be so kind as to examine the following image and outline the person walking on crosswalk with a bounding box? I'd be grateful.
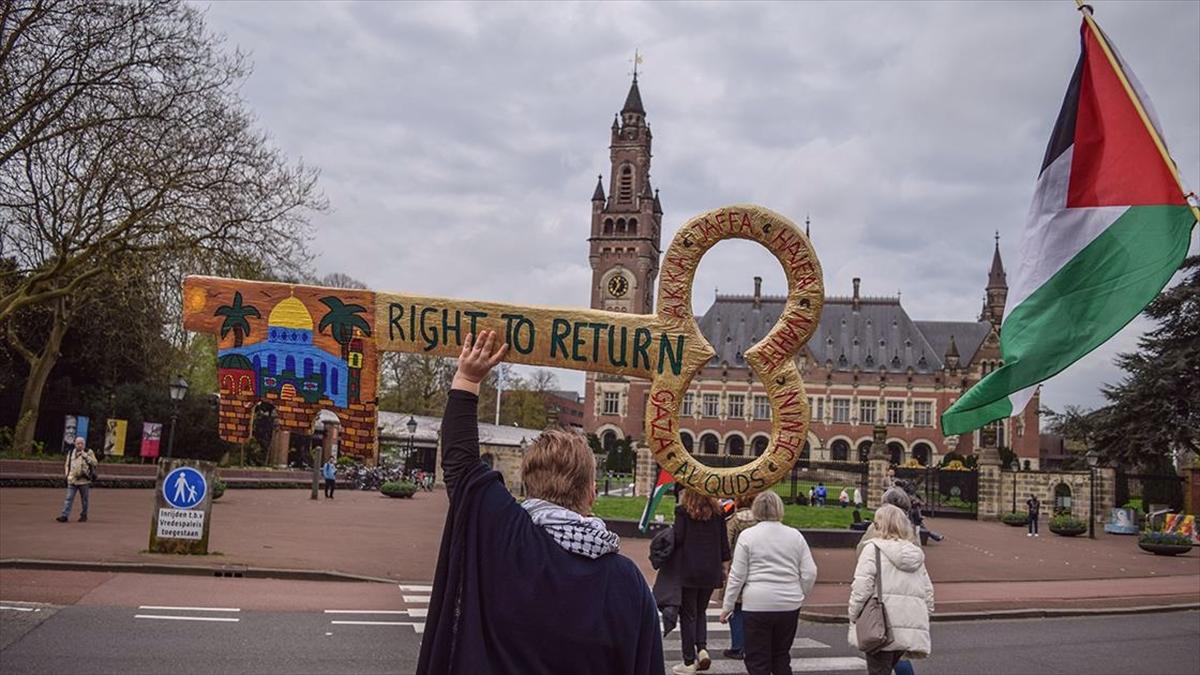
[720,491,818,675]
[671,488,731,674]
[848,504,934,675]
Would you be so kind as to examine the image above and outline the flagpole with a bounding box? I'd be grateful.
[1074,0,1200,222]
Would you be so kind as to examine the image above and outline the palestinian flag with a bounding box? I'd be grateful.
[638,468,675,532]
[942,14,1198,435]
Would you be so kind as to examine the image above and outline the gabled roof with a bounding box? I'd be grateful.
[697,293,992,373]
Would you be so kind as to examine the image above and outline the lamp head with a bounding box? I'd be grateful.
[169,375,189,402]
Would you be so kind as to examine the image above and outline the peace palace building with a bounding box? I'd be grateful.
[581,75,1041,469]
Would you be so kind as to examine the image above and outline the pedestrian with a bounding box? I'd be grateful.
[57,436,96,523]
[839,487,850,508]
[848,504,935,675]
[651,523,682,637]
[807,486,814,505]
[857,488,920,555]
[721,492,818,675]
[322,458,337,499]
[854,486,864,509]
[815,482,827,507]
[1026,493,1041,537]
[672,488,731,674]
[416,331,662,675]
[721,494,758,660]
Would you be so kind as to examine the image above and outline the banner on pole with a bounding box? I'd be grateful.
[140,422,162,458]
[105,419,128,457]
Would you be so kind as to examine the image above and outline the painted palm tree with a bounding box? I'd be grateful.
[215,292,261,347]
[318,296,372,360]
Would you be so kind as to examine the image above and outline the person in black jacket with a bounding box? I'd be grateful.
[1026,494,1041,537]
[672,488,731,674]
[416,331,664,675]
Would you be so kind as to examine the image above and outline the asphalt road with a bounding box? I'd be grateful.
[1,600,1196,674]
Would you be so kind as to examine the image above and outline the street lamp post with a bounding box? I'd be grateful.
[1011,459,1019,514]
[1086,450,1099,539]
[406,416,417,470]
[166,376,189,458]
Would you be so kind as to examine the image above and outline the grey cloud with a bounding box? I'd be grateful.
[196,0,1199,409]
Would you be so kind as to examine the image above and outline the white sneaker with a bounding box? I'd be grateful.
[1027,533,1032,537]
[672,664,697,675]
[1034,533,1039,537]
[696,648,711,671]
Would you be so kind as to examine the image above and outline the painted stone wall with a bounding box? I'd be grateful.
[434,442,524,494]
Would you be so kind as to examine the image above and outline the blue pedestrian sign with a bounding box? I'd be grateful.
[163,466,207,509]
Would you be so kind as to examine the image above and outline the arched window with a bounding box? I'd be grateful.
[700,433,719,455]
[303,358,313,377]
[603,218,614,234]
[320,362,327,383]
[267,354,277,374]
[601,430,618,452]
[831,439,850,461]
[221,375,234,394]
[284,355,295,374]
[857,440,873,462]
[751,436,769,456]
[680,431,694,452]
[616,218,626,233]
[911,442,932,467]
[887,442,904,465]
[330,368,339,395]
[253,356,262,373]
[726,436,745,456]
[628,218,638,235]
[619,164,634,202]
[1053,483,1072,514]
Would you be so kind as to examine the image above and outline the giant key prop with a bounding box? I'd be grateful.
[182,204,822,497]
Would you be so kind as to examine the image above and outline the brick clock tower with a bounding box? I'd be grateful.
[583,74,664,450]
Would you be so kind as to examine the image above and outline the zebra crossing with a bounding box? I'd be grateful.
[657,602,866,673]
[328,585,867,673]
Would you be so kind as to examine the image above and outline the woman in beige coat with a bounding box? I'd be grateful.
[847,504,934,675]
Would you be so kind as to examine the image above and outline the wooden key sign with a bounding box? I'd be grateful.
[182,204,823,497]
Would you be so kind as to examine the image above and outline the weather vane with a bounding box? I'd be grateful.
[631,49,643,79]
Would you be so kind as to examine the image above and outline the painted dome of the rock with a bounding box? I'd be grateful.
[268,296,313,329]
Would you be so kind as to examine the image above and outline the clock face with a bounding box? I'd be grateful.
[607,274,629,298]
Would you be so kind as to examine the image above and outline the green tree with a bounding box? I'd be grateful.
[1090,256,1200,470]
[317,297,371,361]
[1,0,322,452]
[215,292,260,347]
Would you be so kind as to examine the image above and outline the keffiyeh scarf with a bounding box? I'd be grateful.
[521,498,620,559]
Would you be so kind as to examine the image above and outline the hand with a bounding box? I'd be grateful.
[453,331,509,394]
[719,610,731,624]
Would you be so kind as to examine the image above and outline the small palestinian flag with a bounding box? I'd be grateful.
[638,468,675,532]
[942,13,1198,435]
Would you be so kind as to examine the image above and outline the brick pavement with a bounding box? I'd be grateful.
[2,487,1196,612]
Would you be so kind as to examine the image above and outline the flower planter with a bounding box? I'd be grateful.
[1137,542,1192,556]
[1049,524,1087,537]
[1001,513,1028,527]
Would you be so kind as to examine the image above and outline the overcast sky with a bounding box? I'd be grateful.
[197,0,1199,412]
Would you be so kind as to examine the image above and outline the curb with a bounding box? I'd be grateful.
[0,558,398,585]
[799,602,1200,624]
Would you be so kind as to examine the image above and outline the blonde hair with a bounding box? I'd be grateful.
[751,491,785,522]
[681,489,721,521]
[873,504,913,541]
[521,428,595,514]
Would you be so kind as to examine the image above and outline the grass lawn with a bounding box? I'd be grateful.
[770,480,861,503]
[592,495,857,529]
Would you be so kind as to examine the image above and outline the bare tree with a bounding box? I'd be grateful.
[0,0,325,451]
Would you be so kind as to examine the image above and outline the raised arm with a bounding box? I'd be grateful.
[441,331,509,500]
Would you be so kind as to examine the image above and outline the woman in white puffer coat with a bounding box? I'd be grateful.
[847,504,935,675]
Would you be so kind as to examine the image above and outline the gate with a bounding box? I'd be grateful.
[1116,470,1185,514]
[894,466,978,519]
